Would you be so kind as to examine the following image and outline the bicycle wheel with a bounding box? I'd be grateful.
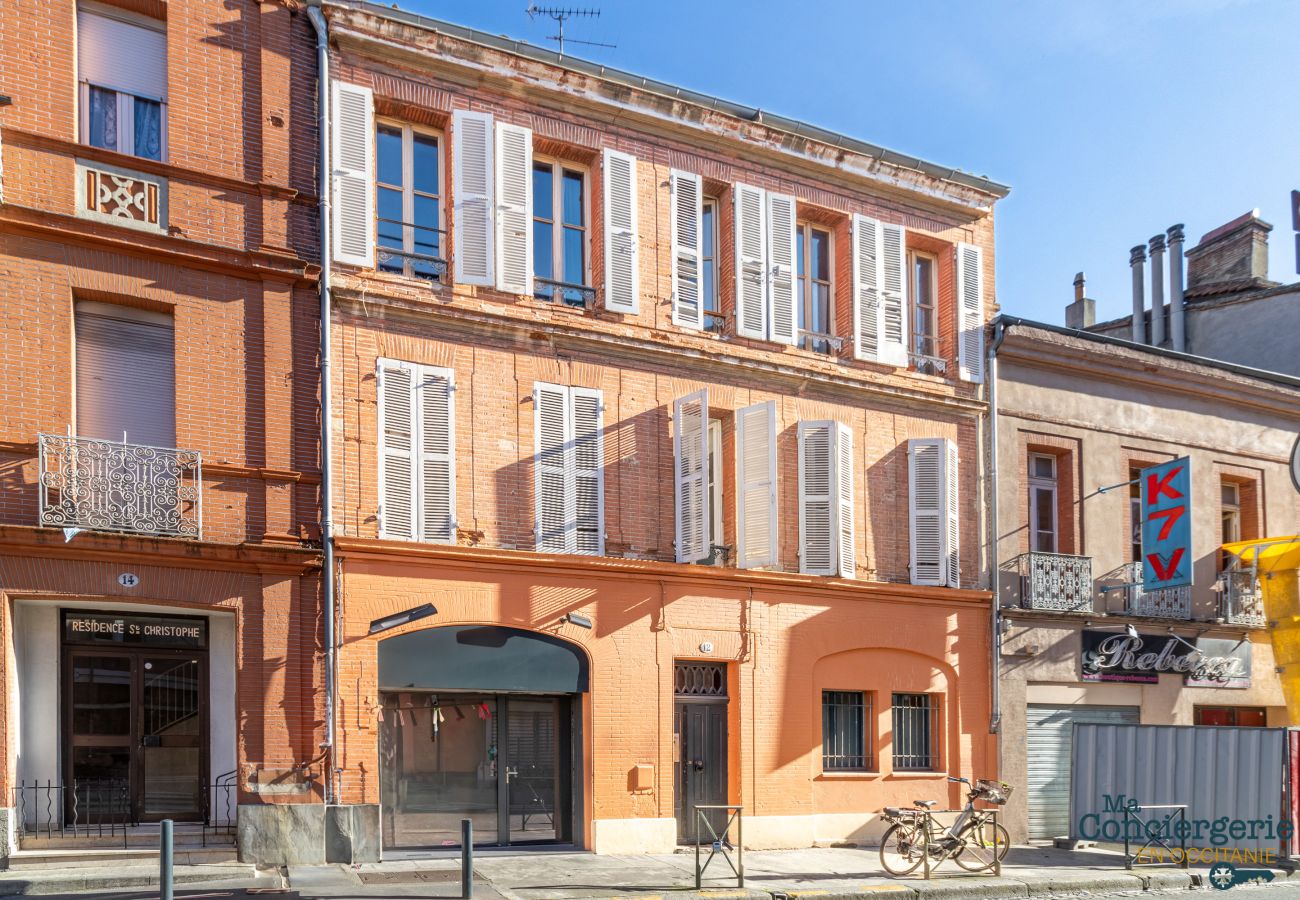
[953,820,1009,871]
[879,822,925,876]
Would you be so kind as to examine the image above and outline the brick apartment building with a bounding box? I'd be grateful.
[315,0,1008,859]
[0,0,324,864]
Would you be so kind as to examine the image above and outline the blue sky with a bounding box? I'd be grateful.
[398,0,1299,324]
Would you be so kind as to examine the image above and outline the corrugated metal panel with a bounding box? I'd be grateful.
[1027,704,1139,840]
[1070,723,1287,852]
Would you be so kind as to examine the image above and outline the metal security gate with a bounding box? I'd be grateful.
[1026,704,1139,840]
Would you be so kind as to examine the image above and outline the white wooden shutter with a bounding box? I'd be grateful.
[452,109,494,286]
[957,242,985,383]
[879,222,908,366]
[835,422,855,579]
[673,390,710,563]
[798,420,834,575]
[736,400,778,568]
[734,183,767,340]
[495,122,533,295]
[766,192,798,346]
[945,439,961,588]
[534,382,571,553]
[909,437,956,587]
[75,302,175,448]
[78,5,166,101]
[331,81,374,268]
[670,169,704,330]
[852,214,881,362]
[417,366,456,543]
[571,387,605,555]
[378,360,417,540]
[603,149,639,314]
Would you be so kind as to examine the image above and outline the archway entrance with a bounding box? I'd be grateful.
[377,626,587,850]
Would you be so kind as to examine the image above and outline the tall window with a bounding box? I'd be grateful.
[533,160,588,305]
[1129,466,1143,563]
[75,301,176,448]
[822,691,872,771]
[702,198,722,332]
[1028,454,1058,553]
[910,251,938,373]
[707,418,723,550]
[796,223,833,353]
[1221,480,1241,570]
[375,123,443,281]
[892,693,940,771]
[77,3,166,160]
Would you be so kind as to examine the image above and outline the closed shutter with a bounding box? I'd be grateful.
[835,422,855,579]
[766,192,797,346]
[736,400,778,569]
[956,242,985,383]
[945,439,961,588]
[534,382,571,554]
[670,169,704,330]
[602,149,639,314]
[674,390,710,563]
[798,421,834,575]
[495,122,533,294]
[879,222,908,366]
[331,81,374,268]
[377,360,416,540]
[908,437,955,587]
[734,183,767,340]
[75,303,175,449]
[452,109,494,286]
[417,366,456,543]
[571,387,605,555]
[78,5,166,101]
[1026,705,1140,840]
[852,214,881,362]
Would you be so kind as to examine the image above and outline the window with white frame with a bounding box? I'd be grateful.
[377,360,456,543]
[707,418,723,550]
[376,122,444,280]
[796,222,834,353]
[77,2,166,161]
[910,250,939,372]
[535,382,604,555]
[1028,453,1058,553]
[908,438,960,587]
[533,159,589,305]
[702,198,722,332]
[798,420,855,577]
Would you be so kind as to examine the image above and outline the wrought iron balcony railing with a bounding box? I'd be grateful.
[1221,569,1266,627]
[909,352,948,375]
[1112,561,1192,619]
[1015,551,1094,612]
[376,218,448,281]
[38,433,202,539]
[535,276,596,308]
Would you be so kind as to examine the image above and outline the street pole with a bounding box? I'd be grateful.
[160,818,174,900]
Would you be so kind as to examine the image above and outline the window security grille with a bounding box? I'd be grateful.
[674,663,727,697]
[822,690,872,771]
[892,692,941,771]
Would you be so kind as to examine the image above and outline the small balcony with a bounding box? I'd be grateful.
[1107,561,1192,620]
[376,218,448,281]
[535,276,596,309]
[1014,551,1094,612]
[38,433,202,539]
[1221,569,1266,627]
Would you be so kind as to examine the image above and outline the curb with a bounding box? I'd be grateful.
[0,864,262,896]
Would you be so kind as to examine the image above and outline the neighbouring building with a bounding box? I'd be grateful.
[991,315,1300,843]
[316,0,1007,856]
[0,0,324,865]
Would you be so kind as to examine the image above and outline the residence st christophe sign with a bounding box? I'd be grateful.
[62,611,207,649]
[1081,629,1250,689]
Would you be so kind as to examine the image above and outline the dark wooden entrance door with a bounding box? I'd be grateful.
[675,700,727,843]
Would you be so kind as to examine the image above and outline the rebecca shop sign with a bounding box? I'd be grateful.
[1081,630,1250,688]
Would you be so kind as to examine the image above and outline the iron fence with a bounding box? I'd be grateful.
[1114,561,1192,619]
[1015,551,1093,612]
[534,277,596,308]
[1221,569,1265,627]
[201,770,238,846]
[14,779,133,846]
[376,217,448,281]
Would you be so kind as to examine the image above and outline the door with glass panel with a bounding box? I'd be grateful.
[66,652,135,823]
[139,654,204,820]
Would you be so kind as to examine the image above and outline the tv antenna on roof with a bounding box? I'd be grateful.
[525,5,616,56]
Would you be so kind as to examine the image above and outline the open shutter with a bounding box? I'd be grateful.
[798,420,834,575]
[571,387,605,555]
[534,382,571,553]
[879,222,908,366]
[766,192,798,345]
[452,109,494,286]
[673,390,710,563]
[909,437,954,587]
[417,366,456,543]
[670,169,704,329]
[957,242,985,383]
[945,440,961,588]
[495,122,533,295]
[734,183,767,340]
[852,214,881,362]
[378,360,417,540]
[603,149,639,313]
[835,422,855,579]
[736,400,778,568]
[331,81,374,268]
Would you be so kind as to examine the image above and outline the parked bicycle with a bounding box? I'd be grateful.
[878,777,1012,876]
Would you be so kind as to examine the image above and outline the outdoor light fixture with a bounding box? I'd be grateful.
[564,612,593,629]
[1164,626,1200,653]
[368,603,437,635]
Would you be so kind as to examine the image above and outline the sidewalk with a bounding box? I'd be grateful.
[286,844,1298,900]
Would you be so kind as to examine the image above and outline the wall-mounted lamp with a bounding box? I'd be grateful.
[0,95,12,107]
[564,612,593,629]
[1164,626,1200,654]
[368,603,437,635]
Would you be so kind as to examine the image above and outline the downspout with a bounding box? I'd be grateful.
[987,319,1008,745]
[306,1,337,806]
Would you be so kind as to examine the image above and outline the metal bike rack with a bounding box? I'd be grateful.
[694,804,743,889]
[1123,804,1188,870]
[917,808,1003,879]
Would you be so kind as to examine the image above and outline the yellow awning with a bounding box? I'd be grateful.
[1222,535,1300,574]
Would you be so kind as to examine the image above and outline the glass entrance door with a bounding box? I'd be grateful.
[67,653,134,823]
[140,656,203,820]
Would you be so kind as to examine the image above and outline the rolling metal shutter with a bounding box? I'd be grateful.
[75,302,176,448]
[1026,704,1139,840]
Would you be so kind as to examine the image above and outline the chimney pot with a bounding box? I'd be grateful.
[1130,245,1147,343]
[1073,272,1086,301]
[1185,211,1272,289]
[1168,224,1187,351]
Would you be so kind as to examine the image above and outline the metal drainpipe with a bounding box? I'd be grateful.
[987,320,1008,744]
[306,1,336,807]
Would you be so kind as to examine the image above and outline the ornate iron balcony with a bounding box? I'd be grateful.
[1221,569,1265,627]
[535,277,596,308]
[908,352,948,375]
[1115,561,1191,619]
[38,433,202,539]
[1015,551,1094,612]
[376,218,448,281]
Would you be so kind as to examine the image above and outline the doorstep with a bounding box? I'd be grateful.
[7,845,238,869]
[0,862,268,896]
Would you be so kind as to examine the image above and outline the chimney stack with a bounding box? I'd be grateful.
[1065,272,1095,329]
[1130,245,1147,343]
[1185,210,1272,290]
[1148,234,1166,347]
[1168,224,1186,352]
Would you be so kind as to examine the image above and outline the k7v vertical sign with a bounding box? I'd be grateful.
[1141,457,1192,591]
